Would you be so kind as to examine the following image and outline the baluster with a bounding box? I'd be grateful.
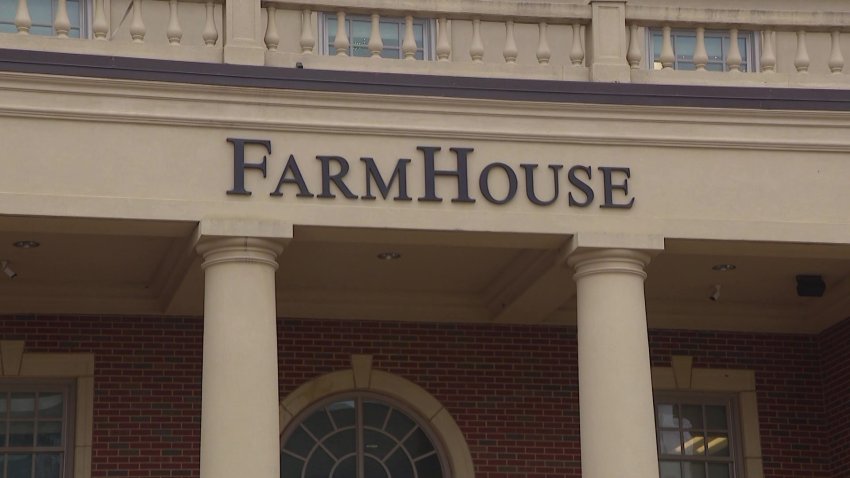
[202,0,218,46]
[436,17,450,62]
[570,23,584,66]
[726,28,741,72]
[167,0,182,45]
[300,9,315,54]
[15,0,31,34]
[794,30,809,73]
[334,11,349,56]
[470,18,484,63]
[536,22,550,65]
[760,30,776,72]
[829,30,844,73]
[368,14,383,58]
[660,25,674,70]
[627,24,642,69]
[693,27,708,71]
[130,0,145,43]
[54,0,70,37]
[93,0,108,39]
[263,5,279,50]
[503,20,517,63]
[402,15,417,60]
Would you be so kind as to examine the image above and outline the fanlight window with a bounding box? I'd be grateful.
[281,394,448,478]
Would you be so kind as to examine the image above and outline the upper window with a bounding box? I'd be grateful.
[648,29,756,72]
[281,393,448,478]
[655,394,739,478]
[0,0,85,37]
[0,381,75,478]
[321,14,433,60]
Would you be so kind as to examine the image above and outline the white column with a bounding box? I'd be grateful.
[197,237,284,478]
[568,248,659,478]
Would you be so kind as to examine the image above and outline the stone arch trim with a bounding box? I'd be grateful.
[279,354,475,477]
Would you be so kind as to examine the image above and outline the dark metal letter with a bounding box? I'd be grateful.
[567,165,594,207]
[270,154,314,198]
[479,162,518,205]
[361,157,413,201]
[417,146,476,203]
[316,156,358,199]
[599,166,635,209]
[226,138,270,196]
[521,164,563,206]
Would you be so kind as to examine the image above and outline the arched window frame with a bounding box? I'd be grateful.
[279,355,474,477]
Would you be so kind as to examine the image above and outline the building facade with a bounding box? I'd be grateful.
[0,0,849,477]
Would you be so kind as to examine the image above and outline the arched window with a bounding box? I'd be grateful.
[281,393,448,478]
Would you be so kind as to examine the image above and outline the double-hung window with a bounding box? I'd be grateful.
[321,14,434,60]
[0,381,75,478]
[0,0,85,37]
[655,394,740,478]
[648,29,756,72]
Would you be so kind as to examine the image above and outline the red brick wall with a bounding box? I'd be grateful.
[820,318,850,476]
[0,315,203,478]
[1,315,844,477]
[649,329,830,478]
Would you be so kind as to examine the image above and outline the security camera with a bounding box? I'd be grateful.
[1,261,17,279]
[709,284,720,302]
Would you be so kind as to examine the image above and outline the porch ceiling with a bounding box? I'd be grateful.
[0,216,847,334]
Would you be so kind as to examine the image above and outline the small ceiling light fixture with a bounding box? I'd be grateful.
[712,264,736,272]
[376,252,401,261]
[13,240,40,249]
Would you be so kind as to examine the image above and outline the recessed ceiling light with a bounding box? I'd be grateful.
[712,264,736,272]
[376,252,401,261]
[13,240,40,249]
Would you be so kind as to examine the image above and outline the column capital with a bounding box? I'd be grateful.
[196,237,285,270]
[568,248,651,280]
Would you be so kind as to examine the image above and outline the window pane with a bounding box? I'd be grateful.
[682,432,705,456]
[303,447,334,478]
[363,401,389,428]
[675,35,696,61]
[8,454,33,478]
[707,462,731,478]
[363,429,395,460]
[680,405,703,429]
[331,455,355,478]
[10,422,34,447]
[705,37,722,62]
[364,456,389,478]
[385,448,415,478]
[283,425,316,458]
[705,434,730,456]
[303,409,334,439]
[402,427,435,459]
[350,20,370,57]
[34,453,61,478]
[415,453,443,478]
[660,461,682,478]
[280,453,304,478]
[385,409,415,440]
[38,394,63,419]
[683,462,706,478]
[323,429,355,460]
[657,404,675,427]
[327,17,338,54]
[660,430,682,455]
[11,394,35,418]
[0,421,6,446]
[37,421,62,447]
[0,0,16,20]
[29,0,53,27]
[706,406,727,430]
[328,401,355,429]
[414,24,424,47]
[380,22,399,48]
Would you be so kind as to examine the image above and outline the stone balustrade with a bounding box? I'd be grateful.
[2,0,850,87]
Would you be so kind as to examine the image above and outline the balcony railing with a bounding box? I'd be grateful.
[2,0,850,88]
